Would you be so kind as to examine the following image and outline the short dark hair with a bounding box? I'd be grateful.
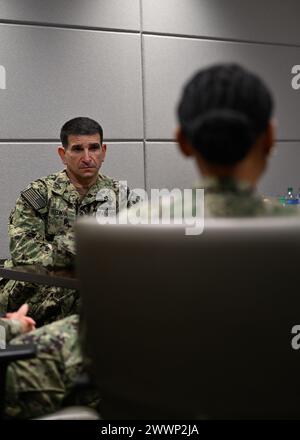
[177,63,273,165]
[60,117,104,149]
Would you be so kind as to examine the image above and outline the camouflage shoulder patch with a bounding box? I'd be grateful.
[21,187,47,211]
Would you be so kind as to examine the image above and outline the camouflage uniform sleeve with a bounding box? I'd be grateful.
[4,314,101,419]
[127,187,142,208]
[9,189,75,268]
[113,180,142,213]
[0,318,22,343]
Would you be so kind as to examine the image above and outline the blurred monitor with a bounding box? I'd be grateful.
[76,217,300,419]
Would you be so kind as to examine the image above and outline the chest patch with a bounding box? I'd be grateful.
[52,209,64,216]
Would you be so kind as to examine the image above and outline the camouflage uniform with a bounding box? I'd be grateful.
[125,176,298,221]
[0,317,23,343]
[2,315,100,419]
[192,176,298,217]
[0,169,140,326]
[3,176,298,419]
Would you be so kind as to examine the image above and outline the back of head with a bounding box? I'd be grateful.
[60,116,103,148]
[177,64,273,165]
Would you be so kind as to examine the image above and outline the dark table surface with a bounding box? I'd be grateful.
[0,265,78,289]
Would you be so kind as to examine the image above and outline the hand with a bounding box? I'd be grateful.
[4,304,36,334]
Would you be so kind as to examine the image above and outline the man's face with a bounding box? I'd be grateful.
[58,133,106,182]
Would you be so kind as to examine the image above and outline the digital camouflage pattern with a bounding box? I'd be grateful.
[0,169,140,325]
[194,176,298,217]
[0,317,22,343]
[123,176,299,222]
[4,176,299,419]
[4,314,99,419]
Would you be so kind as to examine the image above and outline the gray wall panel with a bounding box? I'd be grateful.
[0,25,143,139]
[258,142,300,198]
[0,142,144,258]
[142,0,300,45]
[101,142,144,190]
[145,142,199,192]
[144,36,300,140]
[0,0,140,30]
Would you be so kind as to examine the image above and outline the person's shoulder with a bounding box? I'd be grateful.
[16,171,63,212]
[97,173,132,197]
[22,171,62,193]
[96,174,142,208]
[98,173,125,189]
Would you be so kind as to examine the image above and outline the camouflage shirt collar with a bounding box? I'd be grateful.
[196,176,255,195]
[51,169,107,205]
[80,173,112,206]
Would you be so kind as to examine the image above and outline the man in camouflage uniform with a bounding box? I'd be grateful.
[0,117,140,326]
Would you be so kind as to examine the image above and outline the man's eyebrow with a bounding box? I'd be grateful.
[70,142,101,149]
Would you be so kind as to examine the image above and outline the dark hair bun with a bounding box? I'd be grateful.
[177,64,273,166]
[185,109,255,165]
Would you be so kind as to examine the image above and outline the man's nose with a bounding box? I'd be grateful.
[82,149,91,161]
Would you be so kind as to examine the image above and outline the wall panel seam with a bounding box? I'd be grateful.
[142,30,300,49]
[0,139,298,144]
[0,20,140,34]
[0,21,298,48]
[145,139,300,144]
[0,139,145,144]
[140,0,147,190]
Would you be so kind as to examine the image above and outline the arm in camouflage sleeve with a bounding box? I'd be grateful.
[9,196,75,268]
[107,181,142,215]
[0,318,22,343]
[0,305,36,343]
[127,187,142,208]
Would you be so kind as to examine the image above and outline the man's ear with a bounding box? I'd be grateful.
[58,146,66,164]
[101,143,107,155]
[175,127,194,157]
